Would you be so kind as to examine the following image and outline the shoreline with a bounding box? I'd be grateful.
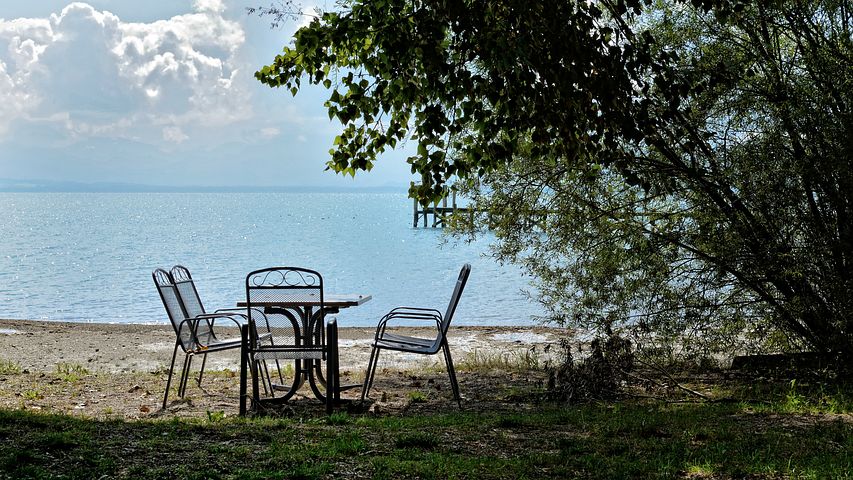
[0,319,562,374]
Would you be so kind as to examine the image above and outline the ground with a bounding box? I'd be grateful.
[0,320,557,419]
[1,321,852,478]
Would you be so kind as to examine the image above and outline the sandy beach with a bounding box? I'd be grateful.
[0,319,559,374]
[0,319,560,418]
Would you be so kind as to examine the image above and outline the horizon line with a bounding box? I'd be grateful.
[0,177,410,193]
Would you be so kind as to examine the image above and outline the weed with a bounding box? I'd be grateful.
[0,360,21,375]
[56,363,90,382]
[325,412,351,425]
[325,431,365,456]
[206,410,226,423]
[36,431,79,450]
[781,379,806,412]
[21,389,41,400]
[457,347,542,372]
[494,415,524,428]
[407,391,428,403]
[394,431,440,449]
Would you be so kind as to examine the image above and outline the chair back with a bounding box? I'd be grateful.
[440,264,471,336]
[245,267,325,350]
[169,265,213,342]
[153,268,194,350]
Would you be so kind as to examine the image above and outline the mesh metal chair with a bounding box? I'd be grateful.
[170,265,275,389]
[241,267,339,412]
[153,268,244,409]
[361,264,471,407]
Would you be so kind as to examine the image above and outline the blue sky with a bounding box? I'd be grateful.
[0,1,414,188]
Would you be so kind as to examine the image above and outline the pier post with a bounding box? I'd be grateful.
[411,185,472,229]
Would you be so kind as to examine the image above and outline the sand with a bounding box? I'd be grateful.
[0,319,560,374]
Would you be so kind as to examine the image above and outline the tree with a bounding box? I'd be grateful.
[255,0,853,358]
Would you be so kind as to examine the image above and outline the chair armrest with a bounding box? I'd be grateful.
[214,307,247,316]
[214,307,269,320]
[179,313,244,349]
[194,313,244,326]
[375,309,442,340]
[387,306,443,316]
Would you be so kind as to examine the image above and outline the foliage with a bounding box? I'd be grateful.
[548,335,635,402]
[255,0,853,357]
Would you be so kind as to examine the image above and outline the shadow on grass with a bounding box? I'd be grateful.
[0,392,852,479]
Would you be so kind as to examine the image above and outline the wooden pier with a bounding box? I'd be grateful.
[413,191,472,228]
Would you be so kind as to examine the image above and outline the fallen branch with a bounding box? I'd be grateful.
[629,358,712,401]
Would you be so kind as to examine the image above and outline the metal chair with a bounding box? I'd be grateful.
[361,264,471,407]
[153,268,244,409]
[170,265,275,389]
[240,267,340,413]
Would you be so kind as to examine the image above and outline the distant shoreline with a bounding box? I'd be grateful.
[0,182,409,193]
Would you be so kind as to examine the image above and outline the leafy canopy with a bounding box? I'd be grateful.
[256,0,853,357]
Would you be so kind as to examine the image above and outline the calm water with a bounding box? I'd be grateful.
[0,193,539,326]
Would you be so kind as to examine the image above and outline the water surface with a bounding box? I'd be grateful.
[0,193,539,326]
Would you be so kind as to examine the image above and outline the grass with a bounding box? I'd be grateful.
[55,363,90,383]
[0,379,851,479]
[0,360,21,375]
[455,348,543,372]
[407,390,428,403]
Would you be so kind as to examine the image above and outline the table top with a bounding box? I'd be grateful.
[237,294,371,309]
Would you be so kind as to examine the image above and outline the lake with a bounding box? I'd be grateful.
[0,192,540,326]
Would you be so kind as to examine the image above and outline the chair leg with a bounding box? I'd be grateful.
[179,354,193,398]
[274,359,285,385]
[258,361,270,396]
[361,346,380,401]
[368,348,381,397]
[197,352,208,387]
[263,361,275,396]
[442,342,461,408]
[360,347,374,401]
[162,340,181,409]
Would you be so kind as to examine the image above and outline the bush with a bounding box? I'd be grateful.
[547,334,634,402]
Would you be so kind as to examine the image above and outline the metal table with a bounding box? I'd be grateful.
[237,294,371,412]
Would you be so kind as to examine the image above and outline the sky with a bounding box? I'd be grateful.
[0,1,414,188]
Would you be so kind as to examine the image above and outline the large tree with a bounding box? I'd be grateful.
[256,0,853,357]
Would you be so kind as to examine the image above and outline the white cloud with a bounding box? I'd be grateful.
[162,125,188,143]
[260,126,280,138]
[194,0,227,15]
[0,2,250,145]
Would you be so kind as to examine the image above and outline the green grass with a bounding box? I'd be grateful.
[456,348,542,372]
[0,360,21,375]
[407,390,428,403]
[0,375,851,478]
[55,363,90,382]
